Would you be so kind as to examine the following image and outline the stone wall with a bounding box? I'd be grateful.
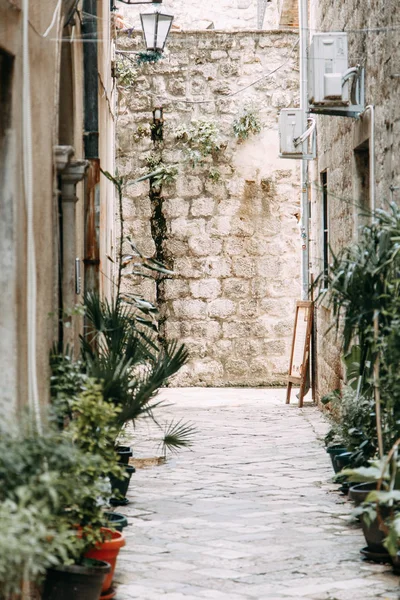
[308,0,400,398]
[115,0,282,31]
[117,30,301,386]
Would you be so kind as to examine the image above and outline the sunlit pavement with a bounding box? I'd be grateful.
[114,388,399,600]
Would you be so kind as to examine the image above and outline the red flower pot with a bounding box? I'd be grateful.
[85,528,125,594]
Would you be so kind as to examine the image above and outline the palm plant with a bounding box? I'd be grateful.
[81,292,193,445]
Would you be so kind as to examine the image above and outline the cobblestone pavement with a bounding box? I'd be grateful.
[114,388,400,600]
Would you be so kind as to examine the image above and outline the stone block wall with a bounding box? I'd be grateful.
[117,30,301,386]
[309,0,400,398]
[115,0,282,31]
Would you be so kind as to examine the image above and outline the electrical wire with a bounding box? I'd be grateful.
[22,0,42,434]
[28,0,62,38]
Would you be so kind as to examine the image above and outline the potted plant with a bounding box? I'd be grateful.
[0,381,128,599]
[0,425,113,599]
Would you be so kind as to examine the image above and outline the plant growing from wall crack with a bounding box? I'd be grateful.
[175,119,223,166]
[233,105,262,142]
[115,54,138,88]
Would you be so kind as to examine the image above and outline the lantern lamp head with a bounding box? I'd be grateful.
[140,11,174,52]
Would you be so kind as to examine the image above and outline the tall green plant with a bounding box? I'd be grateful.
[81,293,189,432]
[316,203,400,454]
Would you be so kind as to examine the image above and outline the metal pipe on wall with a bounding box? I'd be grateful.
[299,0,309,300]
[362,104,376,219]
[82,0,101,296]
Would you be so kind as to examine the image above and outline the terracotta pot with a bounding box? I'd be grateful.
[85,528,125,594]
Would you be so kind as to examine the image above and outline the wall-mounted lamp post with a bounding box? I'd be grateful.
[140,11,174,52]
[111,0,162,9]
[116,0,162,4]
[151,106,164,141]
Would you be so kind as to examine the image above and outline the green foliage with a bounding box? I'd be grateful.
[81,293,189,432]
[136,51,162,66]
[0,499,77,599]
[50,345,87,424]
[175,120,223,166]
[232,106,262,142]
[161,419,197,456]
[323,386,376,465]
[208,167,221,183]
[150,163,178,187]
[115,54,137,88]
[0,406,120,595]
[315,203,400,451]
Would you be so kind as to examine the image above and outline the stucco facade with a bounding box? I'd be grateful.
[308,1,400,398]
[117,29,301,386]
[0,0,116,419]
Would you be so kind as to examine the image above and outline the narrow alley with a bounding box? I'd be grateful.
[114,389,400,600]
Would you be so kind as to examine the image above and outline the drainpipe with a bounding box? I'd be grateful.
[361,105,376,220]
[60,160,89,346]
[299,0,309,300]
[82,0,101,296]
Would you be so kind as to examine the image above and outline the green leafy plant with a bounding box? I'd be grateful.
[315,203,400,455]
[81,293,189,432]
[150,163,178,187]
[175,120,223,166]
[233,106,262,142]
[208,167,221,183]
[0,396,122,597]
[161,419,197,457]
[136,50,162,66]
[115,54,138,88]
[323,385,376,466]
[50,345,87,424]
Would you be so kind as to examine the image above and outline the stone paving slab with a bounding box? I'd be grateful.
[113,388,400,599]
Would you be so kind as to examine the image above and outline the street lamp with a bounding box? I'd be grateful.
[140,11,174,52]
[116,0,162,4]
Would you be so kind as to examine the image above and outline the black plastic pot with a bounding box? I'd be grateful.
[115,445,133,465]
[349,482,377,506]
[110,465,135,506]
[333,451,353,473]
[104,511,128,532]
[326,445,347,471]
[360,507,391,554]
[42,558,110,600]
[392,551,400,573]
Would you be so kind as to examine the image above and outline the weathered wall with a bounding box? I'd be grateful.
[117,30,301,386]
[0,0,116,420]
[309,0,400,398]
[115,0,282,31]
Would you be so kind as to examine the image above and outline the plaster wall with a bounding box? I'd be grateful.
[0,0,66,418]
[117,30,301,386]
[0,0,116,419]
[308,0,400,398]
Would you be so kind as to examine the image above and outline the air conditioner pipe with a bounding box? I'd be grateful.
[294,118,316,147]
[361,105,376,219]
[299,0,309,301]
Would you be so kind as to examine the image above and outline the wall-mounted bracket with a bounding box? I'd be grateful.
[309,67,365,119]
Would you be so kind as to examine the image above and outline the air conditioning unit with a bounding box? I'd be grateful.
[308,32,349,105]
[279,109,316,160]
